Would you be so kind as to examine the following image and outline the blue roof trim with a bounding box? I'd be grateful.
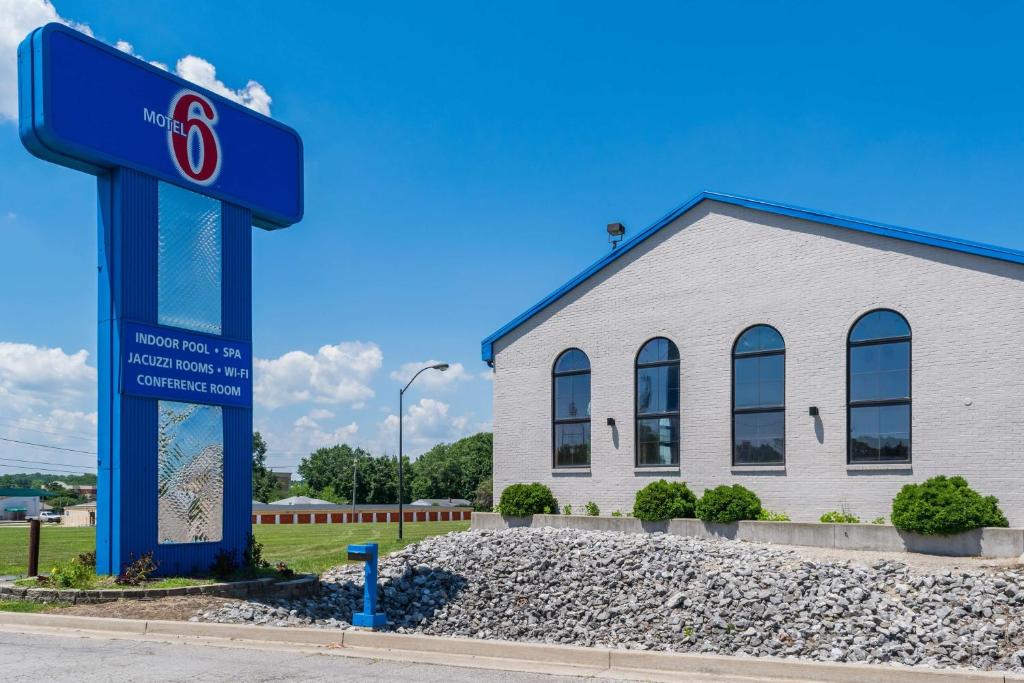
[481,190,1024,362]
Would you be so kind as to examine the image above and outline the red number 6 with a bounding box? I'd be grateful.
[169,91,221,185]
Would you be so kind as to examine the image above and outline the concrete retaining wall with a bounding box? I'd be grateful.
[472,513,1024,558]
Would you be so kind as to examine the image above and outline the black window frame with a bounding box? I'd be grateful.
[846,309,912,464]
[552,348,591,469]
[634,337,681,468]
[731,325,786,466]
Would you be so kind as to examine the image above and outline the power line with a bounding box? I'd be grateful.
[0,458,95,474]
[0,436,96,455]
[0,419,96,443]
[0,454,94,469]
[0,415,96,440]
[0,464,95,475]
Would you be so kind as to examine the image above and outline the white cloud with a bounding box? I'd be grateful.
[390,360,472,391]
[113,38,167,71]
[175,55,271,116]
[1,0,271,122]
[0,340,99,473]
[478,370,494,381]
[254,341,382,409]
[378,398,473,456]
[0,0,91,121]
[0,342,96,409]
[307,408,335,421]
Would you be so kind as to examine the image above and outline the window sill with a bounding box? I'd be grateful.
[551,467,591,476]
[633,466,680,475]
[846,462,912,472]
[731,464,786,473]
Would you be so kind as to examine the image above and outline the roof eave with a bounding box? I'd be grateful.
[480,191,1024,363]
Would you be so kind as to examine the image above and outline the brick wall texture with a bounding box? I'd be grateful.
[491,201,1024,524]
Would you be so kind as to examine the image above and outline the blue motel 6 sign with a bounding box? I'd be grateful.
[18,23,303,575]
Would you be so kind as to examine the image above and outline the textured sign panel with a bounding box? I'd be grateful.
[122,321,252,408]
[158,182,222,335]
[158,401,224,544]
[18,23,302,228]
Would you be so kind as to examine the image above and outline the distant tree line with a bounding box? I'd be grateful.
[252,432,493,510]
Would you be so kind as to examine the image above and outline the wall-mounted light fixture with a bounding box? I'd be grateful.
[808,406,819,417]
[606,417,616,427]
[607,222,626,250]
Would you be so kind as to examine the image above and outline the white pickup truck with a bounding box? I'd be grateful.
[36,511,62,523]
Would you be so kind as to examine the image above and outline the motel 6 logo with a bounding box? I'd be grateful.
[144,89,222,186]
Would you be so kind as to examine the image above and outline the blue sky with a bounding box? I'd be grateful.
[1,1,1023,475]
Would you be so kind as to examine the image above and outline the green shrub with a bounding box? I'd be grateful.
[696,485,762,524]
[209,550,238,581]
[49,557,95,589]
[891,475,1008,536]
[116,552,158,586]
[610,510,622,517]
[820,510,860,524]
[585,501,600,516]
[497,483,559,517]
[871,516,886,525]
[633,480,697,521]
[562,504,573,516]
[757,509,790,522]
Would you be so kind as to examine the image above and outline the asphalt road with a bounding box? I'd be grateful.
[0,630,606,682]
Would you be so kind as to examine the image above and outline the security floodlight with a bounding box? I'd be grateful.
[607,222,626,250]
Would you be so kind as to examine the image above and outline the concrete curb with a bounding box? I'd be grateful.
[0,611,1018,682]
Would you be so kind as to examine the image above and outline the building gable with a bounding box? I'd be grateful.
[481,191,1024,362]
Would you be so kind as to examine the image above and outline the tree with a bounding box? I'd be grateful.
[411,432,492,501]
[252,432,279,503]
[473,476,493,511]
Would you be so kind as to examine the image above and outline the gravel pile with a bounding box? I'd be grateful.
[193,528,1024,672]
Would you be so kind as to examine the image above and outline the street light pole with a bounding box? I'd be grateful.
[399,363,449,539]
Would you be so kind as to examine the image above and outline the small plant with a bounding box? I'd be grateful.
[562,504,573,516]
[696,485,762,524]
[633,480,697,521]
[244,533,269,572]
[871,516,886,525]
[820,510,860,524]
[683,626,694,638]
[497,483,559,517]
[757,509,791,522]
[274,562,295,579]
[115,552,158,586]
[585,501,600,516]
[611,510,622,517]
[209,550,238,581]
[49,556,95,589]
[77,551,97,568]
[891,475,1008,536]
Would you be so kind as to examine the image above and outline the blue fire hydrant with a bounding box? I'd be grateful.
[347,543,387,628]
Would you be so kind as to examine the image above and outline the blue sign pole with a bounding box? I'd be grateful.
[347,543,387,628]
[18,24,302,576]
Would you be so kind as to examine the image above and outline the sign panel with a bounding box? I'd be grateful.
[18,23,302,229]
[121,321,252,408]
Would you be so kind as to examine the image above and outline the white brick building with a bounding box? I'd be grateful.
[482,192,1024,525]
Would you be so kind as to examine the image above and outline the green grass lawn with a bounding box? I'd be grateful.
[0,599,59,613]
[0,521,469,577]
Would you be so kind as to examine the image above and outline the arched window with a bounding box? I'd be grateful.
[732,325,785,465]
[635,338,680,466]
[848,310,911,463]
[553,349,591,467]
